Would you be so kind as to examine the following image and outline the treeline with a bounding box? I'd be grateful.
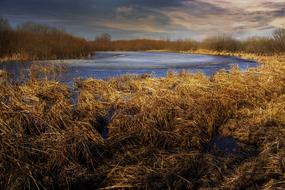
[1,16,284,60]
[0,17,91,60]
[93,29,285,55]
[200,30,285,54]
[92,34,199,52]
[112,39,199,51]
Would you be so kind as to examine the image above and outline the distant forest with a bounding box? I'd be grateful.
[0,17,284,60]
[0,17,91,60]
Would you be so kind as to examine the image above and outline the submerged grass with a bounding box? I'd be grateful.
[29,62,67,80]
[1,54,285,189]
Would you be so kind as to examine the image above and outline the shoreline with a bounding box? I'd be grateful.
[2,50,283,72]
[0,53,92,63]
[0,50,264,62]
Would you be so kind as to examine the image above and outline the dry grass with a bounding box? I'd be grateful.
[29,62,67,80]
[1,54,285,189]
[0,53,31,63]
[0,69,9,84]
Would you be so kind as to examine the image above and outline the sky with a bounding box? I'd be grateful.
[0,0,284,40]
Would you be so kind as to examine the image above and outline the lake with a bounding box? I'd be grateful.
[0,51,258,86]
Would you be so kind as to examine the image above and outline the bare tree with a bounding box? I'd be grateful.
[95,33,112,43]
[273,28,285,42]
[273,28,285,53]
[0,17,11,31]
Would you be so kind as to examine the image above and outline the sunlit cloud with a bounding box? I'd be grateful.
[271,17,285,28]
[100,16,166,33]
[159,0,285,39]
[199,0,285,12]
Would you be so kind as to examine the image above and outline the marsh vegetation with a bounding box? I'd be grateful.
[1,54,285,189]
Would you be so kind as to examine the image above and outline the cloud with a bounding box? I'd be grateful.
[116,6,134,15]
[271,17,285,28]
[0,0,284,39]
[100,15,167,33]
[159,0,285,39]
[199,0,285,12]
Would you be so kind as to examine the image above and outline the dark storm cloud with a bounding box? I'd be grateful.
[0,0,284,39]
[0,0,183,38]
[1,0,111,18]
[0,0,183,17]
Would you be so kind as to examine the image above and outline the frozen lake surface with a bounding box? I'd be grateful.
[0,51,258,85]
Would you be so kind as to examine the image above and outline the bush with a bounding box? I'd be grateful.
[273,28,285,53]
[242,37,275,55]
[201,35,241,52]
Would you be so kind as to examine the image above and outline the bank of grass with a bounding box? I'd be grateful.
[1,53,285,189]
[149,49,280,63]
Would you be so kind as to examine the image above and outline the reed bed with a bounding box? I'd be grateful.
[1,54,285,189]
[29,62,67,80]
